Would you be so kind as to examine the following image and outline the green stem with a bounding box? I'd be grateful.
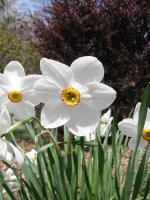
[67,133,73,155]
[8,117,40,133]
[9,132,26,156]
[43,129,64,156]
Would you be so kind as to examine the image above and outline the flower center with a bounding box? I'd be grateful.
[142,129,150,142]
[8,90,23,103]
[61,87,80,106]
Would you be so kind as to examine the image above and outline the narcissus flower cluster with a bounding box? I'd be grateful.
[0,56,117,165]
[1,55,150,159]
[0,54,150,172]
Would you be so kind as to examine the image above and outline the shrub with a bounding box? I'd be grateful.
[33,0,150,117]
[0,17,40,73]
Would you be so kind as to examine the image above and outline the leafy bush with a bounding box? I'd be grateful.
[33,0,150,117]
[0,16,40,74]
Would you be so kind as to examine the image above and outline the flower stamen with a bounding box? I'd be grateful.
[8,90,23,103]
[61,87,80,106]
[142,129,150,142]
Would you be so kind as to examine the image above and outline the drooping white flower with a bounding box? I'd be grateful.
[85,109,113,141]
[118,102,149,150]
[26,149,37,164]
[0,106,24,166]
[100,109,113,137]
[0,61,41,119]
[0,139,24,166]
[35,56,116,136]
[2,168,17,193]
[0,106,11,134]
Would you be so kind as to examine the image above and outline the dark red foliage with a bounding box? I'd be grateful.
[33,0,150,117]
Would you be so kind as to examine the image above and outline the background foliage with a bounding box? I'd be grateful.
[33,0,150,117]
[0,0,40,74]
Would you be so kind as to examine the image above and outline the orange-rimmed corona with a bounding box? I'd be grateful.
[8,90,23,103]
[61,87,80,106]
[142,129,150,142]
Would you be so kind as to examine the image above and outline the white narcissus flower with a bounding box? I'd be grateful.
[0,140,24,166]
[118,102,149,150]
[2,168,17,193]
[35,56,116,136]
[0,105,11,134]
[85,109,113,141]
[0,106,24,166]
[100,109,113,137]
[0,61,41,119]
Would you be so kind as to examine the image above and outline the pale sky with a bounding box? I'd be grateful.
[17,0,48,13]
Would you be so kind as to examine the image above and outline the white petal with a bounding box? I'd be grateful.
[132,102,150,130]
[3,62,25,90]
[146,107,150,121]
[0,139,24,166]
[8,143,24,166]
[71,81,88,94]
[23,93,40,106]
[0,106,11,133]
[108,117,113,126]
[66,102,99,136]
[21,75,42,105]
[138,138,148,149]
[41,99,71,128]
[40,58,73,89]
[133,102,141,123]
[70,56,104,85]
[0,93,8,107]
[21,75,42,91]
[100,123,111,137]
[34,77,60,103]
[118,118,137,138]
[144,108,150,129]
[6,101,35,120]
[128,137,148,151]
[82,82,116,110]
[0,139,8,159]
[0,73,10,91]
[4,61,25,78]
[101,109,111,121]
